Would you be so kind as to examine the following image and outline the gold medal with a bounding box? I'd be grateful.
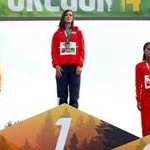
[65,42,70,48]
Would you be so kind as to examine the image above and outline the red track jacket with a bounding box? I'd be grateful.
[135,61,150,102]
[51,26,85,67]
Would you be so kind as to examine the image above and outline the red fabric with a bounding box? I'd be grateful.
[135,61,150,102]
[141,95,150,136]
[135,61,150,136]
[51,26,85,67]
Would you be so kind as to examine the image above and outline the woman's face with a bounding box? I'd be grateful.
[144,44,150,58]
[64,11,73,24]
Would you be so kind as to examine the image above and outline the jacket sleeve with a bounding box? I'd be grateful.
[51,32,59,68]
[135,64,142,102]
[77,30,85,67]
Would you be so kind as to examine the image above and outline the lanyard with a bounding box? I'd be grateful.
[145,61,150,71]
[145,61,150,79]
[64,29,71,45]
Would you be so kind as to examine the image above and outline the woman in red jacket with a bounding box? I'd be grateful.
[51,9,85,108]
[135,42,150,136]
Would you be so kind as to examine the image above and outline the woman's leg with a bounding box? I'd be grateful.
[56,65,69,105]
[69,66,81,108]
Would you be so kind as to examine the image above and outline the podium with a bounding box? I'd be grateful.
[0,104,139,150]
[112,134,150,150]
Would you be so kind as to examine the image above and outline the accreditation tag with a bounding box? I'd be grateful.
[60,42,76,55]
[145,75,150,89]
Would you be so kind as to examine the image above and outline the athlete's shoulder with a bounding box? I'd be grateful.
[72,26,82,32]
[53,28,64,37]
[136,61,145,69]
[72,26,84,38]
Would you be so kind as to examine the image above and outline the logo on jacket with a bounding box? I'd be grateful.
[60,42,76,55]
[145,75,150,89]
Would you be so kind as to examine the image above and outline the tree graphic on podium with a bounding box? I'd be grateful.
[0,104,139,150]
[35,110,57,150]
[80,138,88,150]
[93,121,138,150]
[68,133,79,150]
[0,135,22,150]
[88,137,98,150]
[0,136,11,150]
[22,139,33,150]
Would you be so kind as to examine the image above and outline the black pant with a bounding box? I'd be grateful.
[56,65,80,108]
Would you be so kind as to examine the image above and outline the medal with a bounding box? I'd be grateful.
[65,42,70,48]
[64,28,71,48]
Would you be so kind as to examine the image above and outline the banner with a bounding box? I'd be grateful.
[0,0,149,20]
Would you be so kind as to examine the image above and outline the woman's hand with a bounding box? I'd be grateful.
[137,101,141,111]
[76,66,82,75]
[55,65,63,78]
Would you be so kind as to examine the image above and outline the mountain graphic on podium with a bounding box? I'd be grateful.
[0,104,139,150]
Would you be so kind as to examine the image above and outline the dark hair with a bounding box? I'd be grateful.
[59,9,74,29]
[143,42,150,60]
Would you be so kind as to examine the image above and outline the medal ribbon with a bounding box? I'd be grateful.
[65,29,71,44]
[145,61,150,70]
[145,61,150,78]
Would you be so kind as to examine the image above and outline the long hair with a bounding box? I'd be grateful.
[143,42,150,60]
[59,9,74,29]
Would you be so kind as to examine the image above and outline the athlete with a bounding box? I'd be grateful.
[51,9,85,108]
[135,42,150,136]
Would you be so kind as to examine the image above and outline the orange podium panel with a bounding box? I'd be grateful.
[0,134,22,150]
[0,104,139,150]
